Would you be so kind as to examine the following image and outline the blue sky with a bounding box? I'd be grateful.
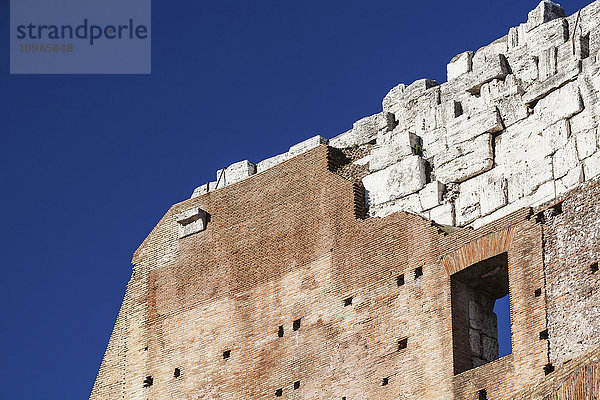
[0,1,590,398]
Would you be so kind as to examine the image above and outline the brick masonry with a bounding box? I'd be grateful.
[90,144,600,399]
[90,1,600,398]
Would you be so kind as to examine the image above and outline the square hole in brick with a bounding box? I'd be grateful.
[293,318,301,331]
[293,381,300,390]
[478,389,487,400]
[174,368,181,378]
[398,337,408,350]
[275,388,283,397]
[539,329,549,340]
[414,266,423,279]
[143,376,153,387]
[381,377,389,386]
[278,325,284,337]
[534,288,542,297]
[590,262,599,273]
[343,297,353,306]
[551,202,563,216]
[396,274,405,286]
[222,350,231,359]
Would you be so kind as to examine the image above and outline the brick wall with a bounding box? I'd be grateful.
[91,145,600,400]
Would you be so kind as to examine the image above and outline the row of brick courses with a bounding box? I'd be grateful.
[91,146,600,399]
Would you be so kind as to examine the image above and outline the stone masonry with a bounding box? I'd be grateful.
[192,0,600,231]
[92,2,600,399]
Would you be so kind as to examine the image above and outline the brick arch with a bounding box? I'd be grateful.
[441,227,515,276]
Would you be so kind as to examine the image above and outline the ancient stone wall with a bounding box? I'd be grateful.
[193,0,600,232]
[91,2,600,399]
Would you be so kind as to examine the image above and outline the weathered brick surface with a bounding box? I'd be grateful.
[90,145,600,399]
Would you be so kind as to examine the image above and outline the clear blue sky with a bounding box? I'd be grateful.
[0,1,590,398]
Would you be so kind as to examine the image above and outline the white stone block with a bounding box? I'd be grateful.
[584,151,600,180]
[526,17,568,52]
[525,1,565,32]
[465,54,510,94]
[523,60,579,106]
[435,134,493,184]
[369,193,424,219]
[479,173,508,216]
[421,128,448,159]
[542,119,570,156]
[419,181,446,211]
[429,203,454,226]
[257,153,289,173]
[534,82,583,125]
[528,180,557,207]
[570,107,596,134]
[288,135,328,157]
[216,160,257,186]
[447,51,473,81]
[446,107,503,145]
[330,113,391,148]
[553,139,579,178]
[556,166,584,196]
[455,177,481,226]
[362,156,426,206]
[506,157,553,202]
[176,207,207,238]
[538,47,558,81]
[575,129,597,160]
[369,130,418,172]
[382,83,406,116]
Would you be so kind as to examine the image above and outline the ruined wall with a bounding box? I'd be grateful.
[538,178,600,366]
[91,1,600,399]
[92,144,575,400]
[193,0,600,232]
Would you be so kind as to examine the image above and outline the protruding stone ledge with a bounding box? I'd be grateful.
[176,207,207,238]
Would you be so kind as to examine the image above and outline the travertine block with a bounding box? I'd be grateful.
[570,107,596,134]
[479,173,508,216]
[542,119,570,157]
[435,134,493,184]
[216,160,257,187]
[575,129,597,160]
[584,151,600,180]
[523,61,580,106]
[446,107,503,145]
[553,139,580,178]
[429,203,454,226]
[525,1,565,32]
[288,135,328,157]
[382,83,406,116]
[534,83,583,125]
[465,54,510,94]
[176,207,207,238]
[455,177,481,226]
[369,193,424,218]
[419,181,445,211]
[257,152,289,173]
[555,166,584,196]
[506,157,553,202]
[369,130,418,172]
[537,47,558,81]
[526,17,568,51]
[447,51,473,81]
[331,113,395,149]
[362,156,425,206]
